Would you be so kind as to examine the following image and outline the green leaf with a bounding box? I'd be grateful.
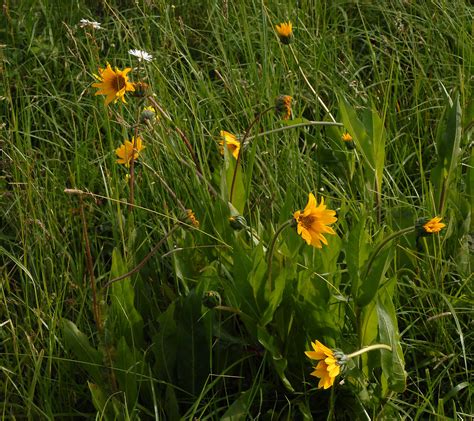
[115,336,140,409]
[108,248,144,349]
[221,390,252,421]
[61,319,103,383]
[257,326,294,392]
[260,269,286,326]
[377,278,406,393]
[431,94,462,212]
[356,247,393,307]
[88,382,116,418]
[346,218,371,300]
[222,144,246,214]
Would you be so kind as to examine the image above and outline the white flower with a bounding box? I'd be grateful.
[79,19,102,30]
[128,49,153,62]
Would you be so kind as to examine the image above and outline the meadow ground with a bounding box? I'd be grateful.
[1,0,473,419]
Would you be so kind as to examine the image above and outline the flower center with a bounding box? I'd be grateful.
[114,75,126,91]
[299,215,315,229]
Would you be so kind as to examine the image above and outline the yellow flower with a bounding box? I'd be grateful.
[92,63,135,105]
[219,130,241,160]
[305,340,341,389]
[293,193,337,248]
[342,132,353,142]
[275,95,293,120]
[423,217,446,234]
[115,137,145,167]
[275,21,293,44]
[186,209,200,228]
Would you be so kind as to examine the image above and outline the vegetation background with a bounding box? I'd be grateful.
[1,0,472,419]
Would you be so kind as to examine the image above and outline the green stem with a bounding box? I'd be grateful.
[288,44,336,123]
[346,343,392,359]
[104,223,180,288]
[245,120,343,141]
[267,219,293,290]
[229,106,275,203]
[365,226,415,277]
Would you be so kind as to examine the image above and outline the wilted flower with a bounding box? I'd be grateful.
[202,291,222,308]
[275,95,293,120]
[115,137,145,167]
[219,130,241,160]
[185,209,200,228]
[131,81,149,97]
[128,49,154,62]
[305,340,343,389]
[92,63,135,105]
[140,106,157,124]
[229,215,248,231]
[275,21,293,44]
[293,193,337,248]
[79,19,102,30]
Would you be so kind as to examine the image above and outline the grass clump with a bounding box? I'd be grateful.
[1,0,472,419]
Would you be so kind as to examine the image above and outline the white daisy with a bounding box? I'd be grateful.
[79,19,102,30]
[128,49,153,62]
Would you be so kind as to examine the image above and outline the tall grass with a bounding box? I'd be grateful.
[1,0,472,419]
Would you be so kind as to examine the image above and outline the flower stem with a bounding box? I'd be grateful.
[128,103,143,212]
[79,195,102,333]
[365,226,415,277]
[246,120,343,141]
[104,223,180,288]
[288,44,336,123]
[346,343,392,359]
[229,106,275,204]
[267,219,293,290]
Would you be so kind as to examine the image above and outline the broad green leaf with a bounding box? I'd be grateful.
[359,300,379,376]
[338,98,375,175]
[152,302,177,382]
[222,142,246,214]
[221,390,252,421]
[174,291,212,395]
[377,278,406,393]
[347,218,371,300]
[260,269,286,326]
[257,326,294,392]
[356,247,393,307]
[61,319,103,383]
[108,248,144,349]
[115,337,140,409]
[431,94,462,213]
[88,382,116,419]
[362,103,386,197]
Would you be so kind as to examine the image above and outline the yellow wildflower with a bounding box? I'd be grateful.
[92,63,135,105]
[342,132,353,142]
[293,193,337,248]
[115,137,145,167]
[423,217,446,234]
[275,95,293,120]
[305,340,341,389]
[275,21,293,44]
[219,130,241,160]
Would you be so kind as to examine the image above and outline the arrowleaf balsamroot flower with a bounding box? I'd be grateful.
[275,95,293,120]
[293,193,337,248]
[275,21,293,44]
[116,137,145,167]
[423,216,446,234]
[305,340,342,389]
[219,130,240,159]
[92,63,135,105]
[341,132,353,142]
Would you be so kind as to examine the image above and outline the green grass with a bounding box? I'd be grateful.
[1,0,473,419]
